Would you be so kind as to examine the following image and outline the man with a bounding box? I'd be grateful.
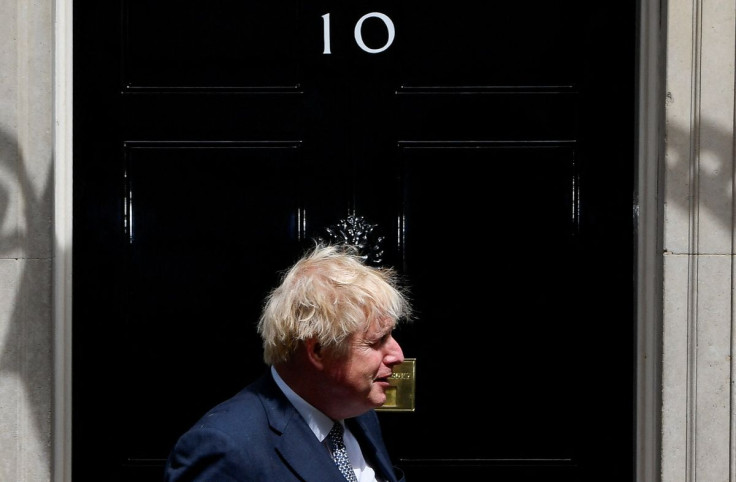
[164,243,412,481]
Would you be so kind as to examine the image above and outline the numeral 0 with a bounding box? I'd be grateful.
[322,12,395,55]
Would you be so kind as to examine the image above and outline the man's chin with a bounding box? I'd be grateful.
[371,390,387,407]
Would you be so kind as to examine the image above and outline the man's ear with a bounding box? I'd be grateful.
[305,338,325,369]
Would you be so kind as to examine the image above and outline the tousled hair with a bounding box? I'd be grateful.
[257,243,412,365]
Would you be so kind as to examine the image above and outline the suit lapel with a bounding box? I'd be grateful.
[257,373,346,482]
[348,416,398,482]
[274,421,344,482]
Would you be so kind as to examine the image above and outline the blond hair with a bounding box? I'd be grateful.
[257,244,412,364]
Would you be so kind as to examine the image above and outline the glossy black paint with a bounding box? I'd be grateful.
[74,1,637,480]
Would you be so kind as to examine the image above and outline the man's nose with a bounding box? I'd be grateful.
[385,336,404,365]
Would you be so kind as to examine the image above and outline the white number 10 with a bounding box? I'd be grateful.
[322,12,396,55]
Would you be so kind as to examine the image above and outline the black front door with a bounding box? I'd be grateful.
[74,2,637,480]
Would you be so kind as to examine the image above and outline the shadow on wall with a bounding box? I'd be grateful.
[0,125,53,465]
[665,117,735,239]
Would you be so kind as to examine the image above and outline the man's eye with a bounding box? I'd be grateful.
[373,334,390,346]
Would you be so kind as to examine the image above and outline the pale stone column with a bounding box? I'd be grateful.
[0,0,55,480]
[662,0,736,480]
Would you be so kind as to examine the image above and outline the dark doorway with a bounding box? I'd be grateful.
[73,2,637,480]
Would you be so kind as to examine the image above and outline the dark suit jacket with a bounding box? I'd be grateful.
[164,371,405,482]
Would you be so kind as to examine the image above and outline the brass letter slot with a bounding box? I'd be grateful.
[376,358,415,412]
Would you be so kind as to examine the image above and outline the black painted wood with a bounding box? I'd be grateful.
[73,1,637,480]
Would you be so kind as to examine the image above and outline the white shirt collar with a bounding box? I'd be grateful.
[270,365,336,442]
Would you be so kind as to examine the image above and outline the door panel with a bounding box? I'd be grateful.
[123,143,301,454]
[123,1,300,88]
[74,1,636,480]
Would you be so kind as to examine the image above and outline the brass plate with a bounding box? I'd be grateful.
[376,358,415,412]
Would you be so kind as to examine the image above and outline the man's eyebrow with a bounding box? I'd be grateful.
[377,327,393,339]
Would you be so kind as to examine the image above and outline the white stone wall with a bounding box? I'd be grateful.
[0,0,54,480]
[662,0,736,480]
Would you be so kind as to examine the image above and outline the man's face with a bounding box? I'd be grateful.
[323,318,405,418]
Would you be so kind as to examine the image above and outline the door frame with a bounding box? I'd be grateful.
[52,1,665,480]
